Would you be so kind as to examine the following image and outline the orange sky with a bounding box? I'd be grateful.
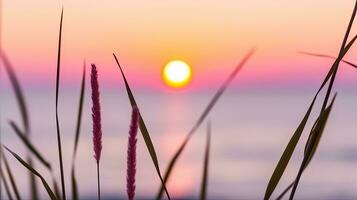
[2,0,357,89]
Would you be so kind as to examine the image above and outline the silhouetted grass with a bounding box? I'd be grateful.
[265,1,357,199]
[3,146,58,200]
[7,121,61,199]
[113,53,172,200]
[71,62,86,200]
[199,122,211,200]
[299,51,357,68]
[289,94,337,200]
[0,48,38,200]
[320,0,357,114]
[0,161,14,200]
[1,151,21,200]
[55,7,66,200]
[8,121,51,170]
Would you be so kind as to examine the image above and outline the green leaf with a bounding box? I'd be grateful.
[199,122,211,200]
[157,48,255,200]
[4,146,58,200]
[113,54,171,200]
[71,61,86,200]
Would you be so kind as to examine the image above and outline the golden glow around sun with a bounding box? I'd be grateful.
[163,60,192,88]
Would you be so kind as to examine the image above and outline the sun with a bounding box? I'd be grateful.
[162,60,192,89]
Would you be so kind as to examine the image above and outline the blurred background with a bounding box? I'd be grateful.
[1,0,357,199]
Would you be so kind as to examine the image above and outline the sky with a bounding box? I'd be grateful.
[2,0,357,90]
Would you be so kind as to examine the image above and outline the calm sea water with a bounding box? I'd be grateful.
[1,86,357,200]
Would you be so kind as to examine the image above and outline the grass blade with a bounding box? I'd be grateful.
[71,175,77,200]
[0,50,29,132]
[0,49,38,200]
[265,32,357,200]
[264,96,316,200]
[319,0,357,114]
[1,151,21,200]
[274,96,337,200]
[199,122,211,200]
[265,2,357,197]
[54,180,61,200]
[288,94,337,200]
[0,162,14,200]
[315,33,357,104]
[3,146,58,200]
[8,121,51,170]
[274,94,348,200]
[72,62,86,162]
[71,61,86,200]
[275,182,293,200]
[157,48,255,200]
[7,121,61,199]
[28,158,38,200]
[55,7,66,200]
[113,54,171,200]
[265,53,343,200]
[298,51,357,69]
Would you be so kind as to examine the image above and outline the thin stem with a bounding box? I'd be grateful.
[319,0,357,114]
[55,8,66,200]
[97,163,101,200]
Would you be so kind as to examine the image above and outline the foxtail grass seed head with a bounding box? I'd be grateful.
[127,106,139,200]
[91,64,102,164]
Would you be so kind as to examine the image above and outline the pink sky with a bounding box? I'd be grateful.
[2,0,357,90]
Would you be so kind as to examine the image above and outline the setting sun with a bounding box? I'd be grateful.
[163,60,192,88]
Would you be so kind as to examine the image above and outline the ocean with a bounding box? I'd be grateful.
[1,86,357,199]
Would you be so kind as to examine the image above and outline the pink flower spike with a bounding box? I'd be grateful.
[127,106,139,200]
[91,64,102,164]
